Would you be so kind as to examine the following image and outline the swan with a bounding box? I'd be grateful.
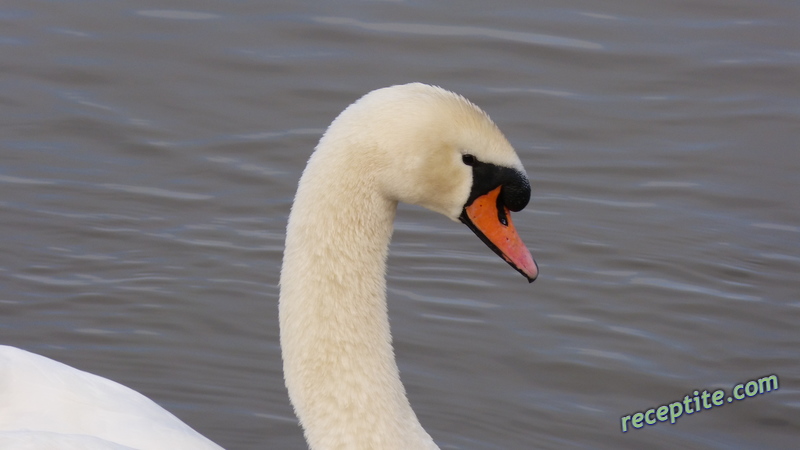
[0,83,537,450]
[280,83,536,449]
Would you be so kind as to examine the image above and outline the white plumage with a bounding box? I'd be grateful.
[280,83,533,449]
[0,345,221,449]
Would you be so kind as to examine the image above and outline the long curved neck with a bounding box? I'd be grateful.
[279,147,438,450]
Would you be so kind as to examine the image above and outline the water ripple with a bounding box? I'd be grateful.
[99,183,213,201]
[630,277,762,302]
[313,16,603,50]
[135,10,220,21]
[0,175,56,186]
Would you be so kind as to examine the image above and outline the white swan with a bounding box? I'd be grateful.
[0,83,536,450]
[280,83,536,450]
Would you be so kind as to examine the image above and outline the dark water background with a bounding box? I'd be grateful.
[1,1,798,449]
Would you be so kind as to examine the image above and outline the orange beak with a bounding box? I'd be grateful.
[460,186,538,282]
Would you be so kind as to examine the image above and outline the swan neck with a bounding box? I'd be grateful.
[279,153,438,449]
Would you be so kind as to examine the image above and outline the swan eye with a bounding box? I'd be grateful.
[462,154,476,166]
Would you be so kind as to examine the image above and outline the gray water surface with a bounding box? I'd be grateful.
[1,1,798,449]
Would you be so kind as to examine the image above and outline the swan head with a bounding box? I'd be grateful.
[315,83,538,281]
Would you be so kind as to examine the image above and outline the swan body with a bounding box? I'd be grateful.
[280,83,536,450]
[0,345,221,449]
[0,83,536,450]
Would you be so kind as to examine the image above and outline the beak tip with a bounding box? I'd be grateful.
[522,261,538,283]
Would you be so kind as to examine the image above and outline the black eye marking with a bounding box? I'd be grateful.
[462,154,476,166]
[463,161,531,212]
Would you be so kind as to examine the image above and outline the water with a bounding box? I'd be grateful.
[1,1,798,449]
